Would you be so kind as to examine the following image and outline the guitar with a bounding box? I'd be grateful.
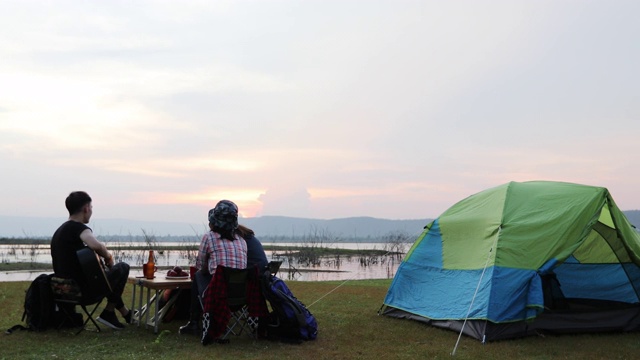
[76,247,112,299]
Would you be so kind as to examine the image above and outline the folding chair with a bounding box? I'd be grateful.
[201,266,268,344]
[51,277,105,335]
[219,267,254,340]
[50,248,111,335]
[266,261,282,276]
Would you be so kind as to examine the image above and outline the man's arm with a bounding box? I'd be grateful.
[79,229,115,267]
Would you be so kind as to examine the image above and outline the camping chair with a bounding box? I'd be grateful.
[220,267,255,339]
[51,247,112,335]
[200,266,268,344]
[50,277,105,335]
[228,262,280,337]
[266,261,282,276]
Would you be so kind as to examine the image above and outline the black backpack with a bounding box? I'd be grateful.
[158,288,191,323]
[260,271,318,343]
[6,274,56,333]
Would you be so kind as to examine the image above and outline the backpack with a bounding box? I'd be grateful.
[24,273,58,331]
[6,274,57,333]
[158,288,191,323]
[260,271,318,343]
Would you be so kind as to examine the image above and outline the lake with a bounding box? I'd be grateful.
[0,242,407,282]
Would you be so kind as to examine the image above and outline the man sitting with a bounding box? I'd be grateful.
[50,191,132,329]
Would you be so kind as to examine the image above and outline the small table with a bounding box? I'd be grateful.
[128,275,192,333]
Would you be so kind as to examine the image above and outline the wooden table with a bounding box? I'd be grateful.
[128,275,192,333]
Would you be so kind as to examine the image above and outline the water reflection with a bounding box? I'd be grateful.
[0,243,404,282]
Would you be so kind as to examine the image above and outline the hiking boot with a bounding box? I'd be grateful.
[97,310,125,330]
[179,320,200,335]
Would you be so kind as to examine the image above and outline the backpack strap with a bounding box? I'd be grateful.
[5,324,28,335]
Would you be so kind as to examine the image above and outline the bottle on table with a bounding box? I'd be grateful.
[143,250,157,279]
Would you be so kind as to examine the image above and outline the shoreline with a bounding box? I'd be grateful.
[0,261,356,273]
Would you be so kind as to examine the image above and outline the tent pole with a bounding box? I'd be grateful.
[451,226,501,356]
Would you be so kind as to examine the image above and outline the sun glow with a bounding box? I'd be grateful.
[130,188,265,218]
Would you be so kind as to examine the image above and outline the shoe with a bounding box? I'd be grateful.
[97,310,125,330]
[123,310,133,324]
[179,320,200,335]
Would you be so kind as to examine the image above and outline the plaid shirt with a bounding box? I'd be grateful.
[196,231,247,275]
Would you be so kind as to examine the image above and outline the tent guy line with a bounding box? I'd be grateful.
[452,229,498,355]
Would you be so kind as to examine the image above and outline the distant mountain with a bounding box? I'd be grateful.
[625,210,640,230]
[1,210,638,240]
[0,215,431,239]
[242,216,430,239]
[0,215,212,239]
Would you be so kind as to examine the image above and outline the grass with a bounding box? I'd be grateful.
[0,263,52,271]
[2,279,640,360]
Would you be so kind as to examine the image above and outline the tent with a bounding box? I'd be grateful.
[381,181,640,342]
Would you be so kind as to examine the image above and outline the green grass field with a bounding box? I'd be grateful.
[1,279,639,360]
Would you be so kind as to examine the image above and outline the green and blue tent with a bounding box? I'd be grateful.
[381,181,640,341]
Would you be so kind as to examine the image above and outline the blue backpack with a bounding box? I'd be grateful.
[260,272,318,343]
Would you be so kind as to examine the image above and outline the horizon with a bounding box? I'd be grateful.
[0,214,433,239]
[1,1,639,224]
[2,209,639,239]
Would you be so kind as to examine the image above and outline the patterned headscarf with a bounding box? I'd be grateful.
[208,200,239,232]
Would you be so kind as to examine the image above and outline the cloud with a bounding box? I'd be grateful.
[0,0,639,226]
[259,187,311,218]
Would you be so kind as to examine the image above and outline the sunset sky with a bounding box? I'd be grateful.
[1,0,638,225]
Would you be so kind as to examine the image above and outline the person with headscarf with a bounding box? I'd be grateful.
[179,200,248,335]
